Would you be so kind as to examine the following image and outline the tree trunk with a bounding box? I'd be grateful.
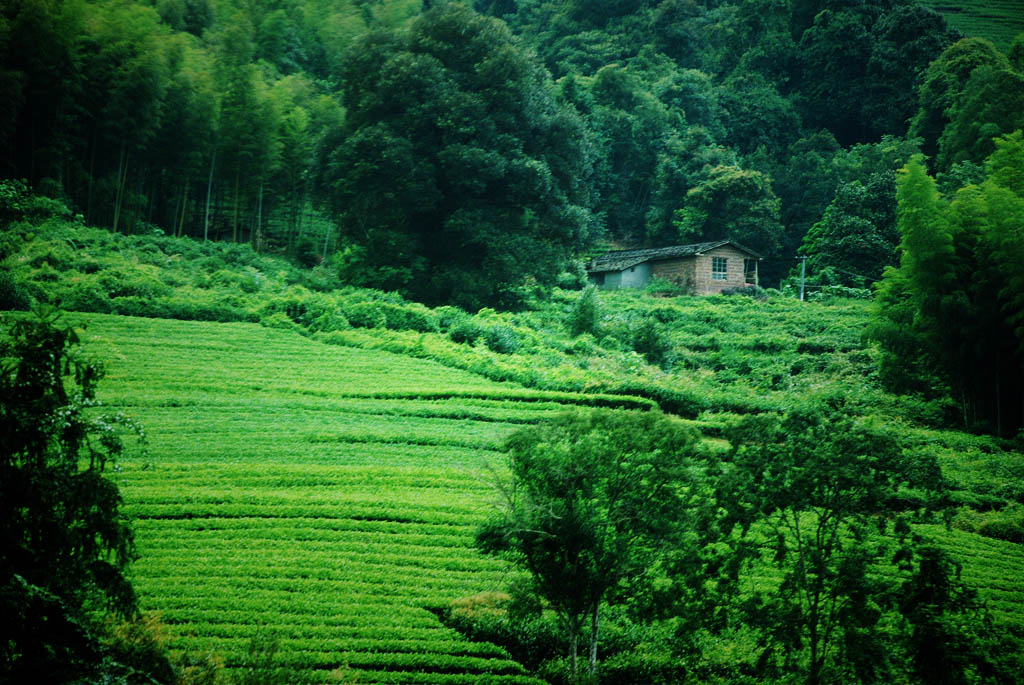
[254,180,263,252]
[204,148,216,242]
[112,145,128,233]
[588,602,599,676]
[996,351,1003,437]
[569,629,579,681]
[85,126,97,224]
[322,213,331,259]
[232,167,240,243]
[177,182,189,237]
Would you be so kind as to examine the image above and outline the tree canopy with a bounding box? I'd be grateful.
[871,135,1024,435]
[477,408,699,678]
[0,309,148,681]
[318,3,596,309]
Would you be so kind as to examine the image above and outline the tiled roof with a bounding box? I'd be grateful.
[586,240,763,273]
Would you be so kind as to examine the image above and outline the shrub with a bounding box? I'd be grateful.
[632,319,673,369]
[434,306,466,331]
[342,301,387,329]
[378,302,439,333]
[720,284,768,300]
[260,312,302,332]
[0,269,30,310]
[567,286,601,337]
[645,276,687,297]
[98,266,172,299]
[0,179,74,224]
[449,317,484,345]
[484,325,521,354]
[978,519,1024,544]
[60,283,112,313]
[556,262,587,290]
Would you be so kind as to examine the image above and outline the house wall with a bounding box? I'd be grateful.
[589,263,650,289]
[619,262,650,288]
[691,245,750,294]
[651,258,696,291]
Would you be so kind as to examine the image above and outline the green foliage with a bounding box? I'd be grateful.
[800,174,900,287]
[0,308,145,681]
[631,318,673,369]
[872,137,1024,435]
[483,324,522,355]
[910,37,1010,166]
[37,295,1024,683]
[673,408,993,684]
[567,285,601,337]
[321,3,596,309]
[674,165,784,271]
[478,409,700,678]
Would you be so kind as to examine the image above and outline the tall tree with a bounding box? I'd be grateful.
[477,409,699,679]
[909,37,1009,165]
[1,309,143,681]
[871,140,1024,434]
[674,164,784,281]
[676,407,991,685]
[320,3,597,309]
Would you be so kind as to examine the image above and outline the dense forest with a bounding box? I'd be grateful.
[3,0,1023,302]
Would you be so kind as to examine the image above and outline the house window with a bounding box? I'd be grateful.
[712,256,728,280]
[594,273,606,286]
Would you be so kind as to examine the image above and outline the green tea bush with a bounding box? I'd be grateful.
[99,265,172,299]
[645,276,687,297]
[448,317,484,345]
[434,306,466,331]
[0,269,30,310]
[596,651,688,685]
[60,282,112,313]
[483,325,521,354]
[556,269,586,290]
[632,319,672,369]
[0,179,74,224]
[377,302,438,333]
[720,284,768,300]
[567,286,600,337]
[439,591,562,673]
[260,311,302,332]
[210,268,262,294]
[979,518,1024,544]
[342,301,387,329]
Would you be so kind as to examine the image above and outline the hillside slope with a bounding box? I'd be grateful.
[69,311,1024,682]
[77,313,648,683]
[918,0,1024,49]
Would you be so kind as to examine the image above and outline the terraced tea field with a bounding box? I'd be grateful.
[77,313,608,684]
[919,0,1024,49]
[72,312,1024,682]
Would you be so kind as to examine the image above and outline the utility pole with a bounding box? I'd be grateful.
[799,256,807,301]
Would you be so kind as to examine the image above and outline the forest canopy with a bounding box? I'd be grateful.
[0,0,1021,303]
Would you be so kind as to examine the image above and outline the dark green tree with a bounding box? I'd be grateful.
[683,408,948,685]
[871,140,1024,434]
[937,66,1024,172]
[799,173,899,287]
[909,37,1009,164]
[674,164,784,281]
[320,3,597,309]
[477,409,699,679]
[1,309,145,681]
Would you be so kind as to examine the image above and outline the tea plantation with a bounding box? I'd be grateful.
[76,313,652,683]
[7,223,1024,681]
[65,310,1024,683]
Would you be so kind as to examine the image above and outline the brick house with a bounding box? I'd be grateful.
[585,240,763,294]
